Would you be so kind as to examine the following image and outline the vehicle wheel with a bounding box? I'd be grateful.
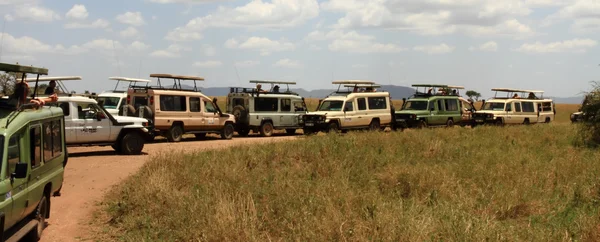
[232,105,248,123]
[238,129,250,137]
[120,132,145,155]
[111,144,122,153]
[259,122,274,137]
[327,122,340,133]
[369,119,381,131]
[221,123,234,139]
[136,105,154,120]
[545,117,551,123]
[166,125,184,142]
[195,133,207,139]
[523,118,530,125]
[286,129,296,135]
[27,195,48,241]
[495,119,503,126]
[417,120,427,129]
[118,104,136,117]
[303,128,316,135]
[446,119,454,128]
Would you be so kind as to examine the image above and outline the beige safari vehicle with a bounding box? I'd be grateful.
[303,80,393,134]
[473,88,555,125]
[124,74,235,142]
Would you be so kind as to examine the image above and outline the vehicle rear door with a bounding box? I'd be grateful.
[72,103,111,143]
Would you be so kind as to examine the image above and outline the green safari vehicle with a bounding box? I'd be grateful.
[0,63,66,242]
[393,84,473,129]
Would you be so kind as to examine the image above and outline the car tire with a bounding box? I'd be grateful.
[327,122,340,133]
[495,119,504,126]
[166,125,184,142]
[26,195,48,241]
[195,133,207,139]
[417,120,427,129]
[446,119,454,128]
[260,122,274,137]
[111,144,122,153]
[285,129,296,135]
[221,123,234,140]
[118,104,136,117]
[232,105,248,123]
[369,119,380,131]
[523,118,530,125]
[120,132,145,155]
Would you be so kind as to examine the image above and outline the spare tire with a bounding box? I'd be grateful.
[119,104,136,117]
[135,105,154,120]
[232,105,248,124]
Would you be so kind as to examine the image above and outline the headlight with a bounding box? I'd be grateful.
[487,114,493,118]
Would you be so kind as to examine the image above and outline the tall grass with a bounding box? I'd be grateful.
[98,123,600,241]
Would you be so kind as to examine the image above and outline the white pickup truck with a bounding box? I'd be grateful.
[51,96,151,155]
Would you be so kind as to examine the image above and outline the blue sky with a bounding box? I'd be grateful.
[0,0,599,98]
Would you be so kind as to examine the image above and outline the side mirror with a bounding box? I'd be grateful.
[344,107,349,112]
[12,163,28,181]
[96,112,106,121]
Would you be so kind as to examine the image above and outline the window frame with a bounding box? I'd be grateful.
[190,97,201,112]
[357,98,367,110]
[367,97,387,110]
[30,125,42,169]
[159,95,188,112]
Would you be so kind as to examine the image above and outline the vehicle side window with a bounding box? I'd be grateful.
[367,97,387,110]
[522,102,534,112]
[190,97,200,112]
[281,99,291,112]
[445,99,458,111]
[505,103,512,112]
[515,102,522,112]
[204,101,217,113]
[436,100,444,111]
[30,126,42,168]
[59,102,70,116]
[345,101,354,111]
[542,102,552,112]
[254,98,278,112]
[160,95,187,112]
[357,98,367,110]
[52,120,63,156]
[7,133,21,179]
[41,120,62,162]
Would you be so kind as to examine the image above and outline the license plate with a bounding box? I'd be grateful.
[305,123,314,126]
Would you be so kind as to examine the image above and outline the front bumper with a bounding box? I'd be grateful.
[303,115,328,131]
[394,114,420,128]
[472,114,496,124]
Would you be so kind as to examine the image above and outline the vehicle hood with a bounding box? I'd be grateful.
[305,111,341,116]
[114,115,148,124]
[395,110,429,115]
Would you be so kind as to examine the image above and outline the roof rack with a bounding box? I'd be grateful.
[229,80,299,96]
[23,76,82,95]
[108,76,152,92]
[491,88,545,99]
[411,84,464,98]
[147,73,205,92]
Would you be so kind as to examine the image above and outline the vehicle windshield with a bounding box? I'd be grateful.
[96,97,121,109]
[483,102,505,111]
[318,101,344,111]
[403,101,428,110]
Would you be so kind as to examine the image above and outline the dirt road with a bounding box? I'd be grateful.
[39,134,298,242]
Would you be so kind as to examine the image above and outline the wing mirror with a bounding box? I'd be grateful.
[96,112,106,121]
[430,107,435,112]
[11,163,28,182]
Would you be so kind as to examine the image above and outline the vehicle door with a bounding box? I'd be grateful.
[536,102,543,123]
[444,99,461,123]
[430,99,446,125]
[202,99,220,130]
[356,97,369,126]
[72,103,111,143]
[5,129,28,227]
[278,98,292,127]
[341,99,358,128]
[513,102,525,123]
[59,102,77,143]
[504,102,516,124]
[188,97,202,131]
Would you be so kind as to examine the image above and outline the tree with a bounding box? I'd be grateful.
[466,90,482,101]
[577,81,600,147]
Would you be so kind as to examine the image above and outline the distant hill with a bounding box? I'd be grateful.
[548,96,583,105]
[199,85,416,99]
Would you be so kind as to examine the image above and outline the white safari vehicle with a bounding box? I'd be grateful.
[97,77,152,116]
[302,80,393,134]
[473,88,555,125]
[25,76,152,155]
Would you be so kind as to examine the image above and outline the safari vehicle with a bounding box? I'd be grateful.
[302,80,392,134]
[124,74,235,142]
[473,88,555,125]
[97,77,152,116]
[226,80,307,136]
[393,84,472,129]
[0,63,65,242]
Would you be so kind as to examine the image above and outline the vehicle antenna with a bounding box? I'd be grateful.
[0,19,6,63]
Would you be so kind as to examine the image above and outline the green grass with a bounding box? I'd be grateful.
[98,123,600,241]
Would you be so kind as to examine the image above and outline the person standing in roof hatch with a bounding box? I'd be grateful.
[45,80,57,95]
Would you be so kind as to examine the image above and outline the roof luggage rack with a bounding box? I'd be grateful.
[139,73,205,92]
[411,84,464,97]
[229,80,300,96]
[491,88,545,99]
[107,76,152,93]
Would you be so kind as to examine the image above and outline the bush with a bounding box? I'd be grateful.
[577,81,600,146]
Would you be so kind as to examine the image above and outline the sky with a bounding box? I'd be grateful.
[0,0,599,98]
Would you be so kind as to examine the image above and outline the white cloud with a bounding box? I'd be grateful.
[307,30,405,54]
[83,39,123,51]
[66,4,88,20]
[12,4,61,22]
[465,19,535,38]
[148,0,225,3]
[150,44,190,58]
[469,41,498,52]
[352,64,368,68]
[273,58,302,68]
[225,37,295,56]
[572,18,600,33]
[413,43,455,54]
[4,14,14,21]
[164,0,319,42]
[193,61,223,68]
[235,60,260,67]
[129,41,150,51]
[116,11,145,26]
[515,38,597,53]
[200,45,216,56]
[64,19,110,29]
[120,27,140,38]
[0,32,87,56]
[55,44,89,55]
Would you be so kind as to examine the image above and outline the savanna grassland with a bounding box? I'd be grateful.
[97,104,600,241]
